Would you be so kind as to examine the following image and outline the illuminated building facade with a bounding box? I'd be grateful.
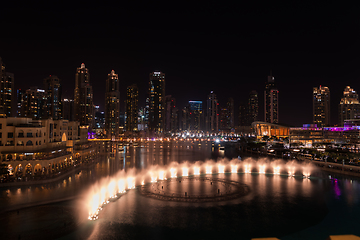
[0,57,14,117]
[206,91,219,132]
[105,70,120,137]
[74,63,94,130]
[22,87,48,119]
[62,98,74,121]
[290,121,360,147]
[165,96,178,132]
[189,100,202,131]
[148,71,165,133]
[248,90,258,124]
[252,121,289,139]
[339,86,360,126]
[264,73,279,123]
[313,85,330,127]
[43,75,61,120]
[125,84,138,132]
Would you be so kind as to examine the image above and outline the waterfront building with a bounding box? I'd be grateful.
[125,84,138,132]
[0,57,14,117]
[289,121,360,147]
[181,105,191,131]
[339,86,360,126]
[0,117,79,176]
[74,63,94,130]
[219,107,228,131]
[43,75,62,120]
[264,73,279,123]
[206,91,219,132]
[105,70,120,138]
[313,85,330,127]
[148,71,165,134]
[252,121,289,139]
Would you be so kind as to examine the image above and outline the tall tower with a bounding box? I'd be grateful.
[313,85,330,127]
[206,91,219,132]
[227,97,234,130]
[74,63,94,130]
[165,96,177,132]
[189,101,203,131]
[339,86,360,126]
[125,84,138,132]
[43,75,61,120]
[149,71,165,134]
[22,87,48,119]
[264,73,279,123]
[0,57,14,117]
[248,90,258,124]
[105,70,120,138]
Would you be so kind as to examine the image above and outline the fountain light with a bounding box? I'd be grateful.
[182,167,188,177]
[108,180,116,198]
[244,164,251,173]
[259,165,266,174]
[159,170,166,180]
[118,179,126,193]
[170,168,177,178]
[205,165,212,174]
[273,166,280,175]
[231,165,237,173]
[287,167,295,177]
[218,164,225,173]
[194,166,200,175]
[127,177,135,189]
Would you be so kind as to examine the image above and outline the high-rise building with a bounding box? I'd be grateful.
[248,90,258,124]
[165,96,178,132]
[313,85,330,127]
[43,75,61,120]
[94,105,105,129]
[227,98,234,130]
[238,101,247,126]
[206,91,219,132]
[105,70,120,137]
[62,98,74,121]
[339,86,360,126]
[16,89,26,117]
[181,105,191,131]
[148,71,165,134]
[22,87,48,119]
[125,84,138,132]
[264,73,279,123]
[219,107,228,131]
[189,101,203,131]
[0,57,14,117]
[74,63,94,130]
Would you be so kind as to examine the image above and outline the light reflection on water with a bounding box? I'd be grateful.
[1,141,360,240]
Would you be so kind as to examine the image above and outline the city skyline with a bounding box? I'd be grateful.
[1,2,360,127]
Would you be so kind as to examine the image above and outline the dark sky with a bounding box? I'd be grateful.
[1,1,360,126]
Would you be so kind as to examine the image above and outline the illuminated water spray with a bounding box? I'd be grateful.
[231,165,238,173]
[193,166,200,175]
[205,165,212,174]
[170,168,177,178]
[182,167,189,177]
[218,164,225,174]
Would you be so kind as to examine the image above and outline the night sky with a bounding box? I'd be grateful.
[1,1,360,127]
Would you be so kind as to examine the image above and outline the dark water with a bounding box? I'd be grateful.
[1,140,360,240]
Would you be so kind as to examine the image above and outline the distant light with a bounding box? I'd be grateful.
[154,72,161,74]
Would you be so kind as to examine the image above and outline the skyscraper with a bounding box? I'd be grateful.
[165,96,178,132]
[125,84,138,132]
[22,87,48,119]
[264,73,279,123]
[189,101,203,131]
[339,86,360,126]
[0,57,14,117]
[74,63,94,130]
[148,71,165,134]
[206,91,219,132]
[62,98,74,121]
[43,75,61,120]
[313,85,330,127]
[105,70,120,138]
[248,90,258,124]
[226,98,234,130]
